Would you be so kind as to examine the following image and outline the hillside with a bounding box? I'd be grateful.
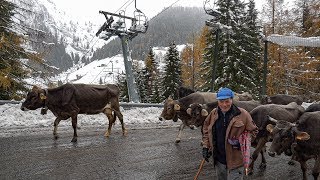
[91,6,210,61]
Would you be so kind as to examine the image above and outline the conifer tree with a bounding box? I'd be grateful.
[161,42,182,99]
[0,0,42,100]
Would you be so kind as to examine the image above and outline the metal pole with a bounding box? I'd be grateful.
[210,29,220,92]
[120,35,140,103]
[262,40,268,97]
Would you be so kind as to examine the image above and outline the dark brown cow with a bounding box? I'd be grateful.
[249,102,305,173]
[21,83,125,142]
[176,86,195,99]
[266,112,320,180]
[261,94,303,105]
[159,92,217,143]
[186,100,261,129]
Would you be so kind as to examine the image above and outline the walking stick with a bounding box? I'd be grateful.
[194,159,206,180]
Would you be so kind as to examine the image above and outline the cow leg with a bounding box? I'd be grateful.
[104,107,114,137]
[114,110,128,136]
[53,118,62,140]
[248,137,267,174]
[259,146,267,169]
[312,157,320,180]
[299,160,308,180]
[175,123,186,143]
[71,115,78,142]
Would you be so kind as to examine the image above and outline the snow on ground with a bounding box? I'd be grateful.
[0,103,181,137]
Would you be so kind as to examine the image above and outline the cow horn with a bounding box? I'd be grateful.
[174,104,181,111]
[186,108,192,115]
[267,115,278,123]
[201,109,208,117]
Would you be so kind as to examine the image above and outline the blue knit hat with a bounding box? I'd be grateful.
[216,87,234,100]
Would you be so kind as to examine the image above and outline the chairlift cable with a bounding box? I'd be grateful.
[148,0,181,21]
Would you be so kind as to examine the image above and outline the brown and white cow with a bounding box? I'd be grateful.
[249,102,305,173]
[159,92,218,143]
[266,112,320,180]
[21,83,125,142]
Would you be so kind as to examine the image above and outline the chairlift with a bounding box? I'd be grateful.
[129,3,148,33]
[203,0,221,17]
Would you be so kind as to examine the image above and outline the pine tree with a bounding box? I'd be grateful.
[161,42,182,99]
[0,0,42,100]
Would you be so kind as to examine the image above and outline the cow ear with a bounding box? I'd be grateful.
[296,132,310,141]
[174,104,180,111]
[40,93,47,100]
[186,108,192,115]
[266,124,274,133]
[201,109,208,117]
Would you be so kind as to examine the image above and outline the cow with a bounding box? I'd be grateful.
[186,100,261,129]
[235,92,254,101]
[266,112,320,180]
[159,92,217,143]
[176,86,195,99]
[248,102,305,174]
[20,83,125,142]
[261,94,304,105]
[305,102,320,112]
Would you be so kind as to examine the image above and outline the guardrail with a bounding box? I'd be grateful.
[0,100,164,108]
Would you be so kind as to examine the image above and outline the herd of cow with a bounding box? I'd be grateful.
[20,84,320,180]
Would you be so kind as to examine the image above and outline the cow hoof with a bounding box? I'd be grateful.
[175,139,181,143]
[259,163,266,169]
[247,168,253,175]
[189,125,195,130]
[53,135,59,140]
[122,130,128,136]
[104,132,110,137]
[71,138,77,142]
[288,160,295,165]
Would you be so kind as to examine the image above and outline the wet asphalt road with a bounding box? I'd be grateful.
[0,126,317,180]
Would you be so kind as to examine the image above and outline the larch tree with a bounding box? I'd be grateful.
[0,0,42,100]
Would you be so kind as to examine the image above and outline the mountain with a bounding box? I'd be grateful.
[91,6,210,61]
[9,0,106,73]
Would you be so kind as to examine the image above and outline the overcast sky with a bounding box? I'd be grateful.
[54,0,266,23]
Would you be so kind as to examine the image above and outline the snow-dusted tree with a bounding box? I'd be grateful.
[199,27,216,91]
[202,0,262,94]
[0,0,43,100]
[161,42,182,99]
[116,72,129,102]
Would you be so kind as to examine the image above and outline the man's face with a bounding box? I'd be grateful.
[218,98,233,113]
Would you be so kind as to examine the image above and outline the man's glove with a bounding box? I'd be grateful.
[202,148,212,162]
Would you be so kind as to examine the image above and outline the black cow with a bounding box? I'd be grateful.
[261,94,303,105]
[21,83,125,142]
[248,102,305,173]
[266,112,320,180]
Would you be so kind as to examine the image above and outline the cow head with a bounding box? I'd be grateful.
[21,86,46,111]
[159,97,180,122]
[266,116,310,157]
[186,103,208,127]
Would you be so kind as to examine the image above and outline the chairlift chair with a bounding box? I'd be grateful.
[203,0,221,17]
[129,8,148,33]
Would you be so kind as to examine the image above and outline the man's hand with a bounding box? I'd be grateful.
[202,148,212,162]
